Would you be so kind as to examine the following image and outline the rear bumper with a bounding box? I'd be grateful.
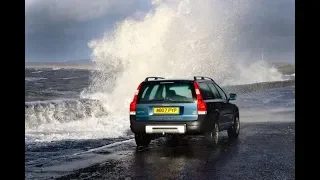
[130,115,208,135]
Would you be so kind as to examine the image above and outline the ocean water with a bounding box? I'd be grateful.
[25,68,90,102]
[25,67,295,143]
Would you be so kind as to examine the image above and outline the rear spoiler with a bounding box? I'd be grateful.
[144,77,165,81]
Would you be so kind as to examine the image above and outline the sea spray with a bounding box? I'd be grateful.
[82,0,283,116]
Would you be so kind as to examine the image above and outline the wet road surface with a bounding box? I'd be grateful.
[55,121,295,180]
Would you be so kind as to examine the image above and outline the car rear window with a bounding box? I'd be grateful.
[137,81,195,103]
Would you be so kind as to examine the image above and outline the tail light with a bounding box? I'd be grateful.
[129,83,142,115]
[193,82,207,115]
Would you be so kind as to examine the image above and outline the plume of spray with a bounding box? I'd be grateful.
[81,0,283,116]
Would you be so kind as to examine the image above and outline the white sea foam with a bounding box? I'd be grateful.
[25,77,47,81]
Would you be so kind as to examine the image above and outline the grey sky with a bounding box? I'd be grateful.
[25,0,294,63]
[235,0,295,63]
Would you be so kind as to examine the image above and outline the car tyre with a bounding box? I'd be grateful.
[227,115,240,138]
[206,121,219,147]
[135,133,151,147]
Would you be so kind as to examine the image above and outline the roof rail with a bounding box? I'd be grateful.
[194,76,215,82]
[144,77,165,81]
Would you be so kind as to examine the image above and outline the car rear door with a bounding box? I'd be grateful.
[213,83,234,125]
[197,82,227,129]
[205,82,230,130]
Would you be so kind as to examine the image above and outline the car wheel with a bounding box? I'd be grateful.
[206,121,219,147]
[135,133,151,147]
[227,115,240,138]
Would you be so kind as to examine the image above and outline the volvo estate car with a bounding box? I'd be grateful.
[129,76,240,148]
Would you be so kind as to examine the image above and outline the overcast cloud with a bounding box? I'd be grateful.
[235,0,295,63]
[25,0,152,62]
[25,0,294,63]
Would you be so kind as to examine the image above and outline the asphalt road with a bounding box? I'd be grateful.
[56,121,295,180]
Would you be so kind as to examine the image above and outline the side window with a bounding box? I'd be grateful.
[214,84,227,100]
[198,83,214,100]
[207,83,221,99]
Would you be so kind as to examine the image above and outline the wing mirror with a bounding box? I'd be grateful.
[228,93,237,101]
